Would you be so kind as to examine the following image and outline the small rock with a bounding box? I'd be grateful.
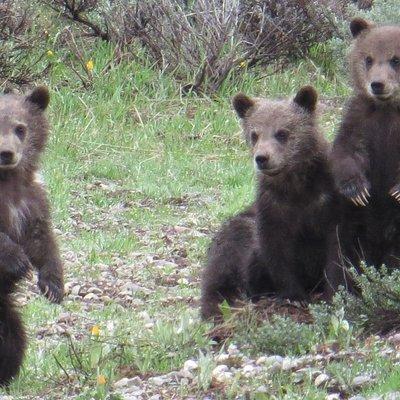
[114,377,130,388]
[352,375,372,387]
[242,365,256,377]
[148,376,169,386]
[314,373,330,387]
[71,285,81,295]
[282,358,299,371]
[256,385,268,393]
[389,333,400,344]
[387,393,400,400]
[326,394,340,400]
[212,365,229,376]
[83,293,98,301]
[183,360,198,371]
[348,396,366,400]
[149,396,161,400]
[227,343,239,355]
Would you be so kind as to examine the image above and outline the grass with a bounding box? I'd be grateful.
[1,36,397,399]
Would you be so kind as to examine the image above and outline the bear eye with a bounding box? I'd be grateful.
[250,131,258,145]
[275,129,289,144]
[365,56,373,68]
[14,125,26,140]
[390,56,400,69]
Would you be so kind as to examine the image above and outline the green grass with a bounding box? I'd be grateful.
[1,36,394,399]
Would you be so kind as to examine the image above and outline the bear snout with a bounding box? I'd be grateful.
[0,151,16,166]
[255,154,269,170]
[370,81,386,96]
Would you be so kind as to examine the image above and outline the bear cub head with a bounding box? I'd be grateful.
[0,86,49,173]
[350,18,400,103]
[233,86,320,177]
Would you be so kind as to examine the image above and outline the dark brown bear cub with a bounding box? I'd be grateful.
[201,87,335,320]
[0,87,64,384]
[326,19,400,297]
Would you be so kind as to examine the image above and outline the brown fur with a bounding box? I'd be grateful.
[0,87,64,384]
[326,19,400,297]
[201,87,336,320]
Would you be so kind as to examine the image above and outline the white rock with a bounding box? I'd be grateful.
[71,285,81,295]
[258,355,284,366]
[314,373,330,387]
[178,369,194,380]
[215,354,230,364]
[227,344,239,355]
[183,360,198,371]
[242,364,256,377]
[352,375,372,387]
[83,293,98,301]
[149,396,161,400]
[282,358,299,371]
[213,371,233,383]
[148,376,169,386]
[212,365,229,377]
[113,377,130,388]
[326,394,341,400]
[256,385,268,393]
[348,396,366,400]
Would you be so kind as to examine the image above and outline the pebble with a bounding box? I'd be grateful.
[183,360,198,371]
[227,344,239,355]
[242,365,256,377]
[389,333,400,344]
[257,355,283,366]
[348,396,365,400]
[352,374,372,387]
[314,373,330,387]
[83,293,98,301]
[212,365,229,376]
[148,376,170,386]
[326,395,340,400]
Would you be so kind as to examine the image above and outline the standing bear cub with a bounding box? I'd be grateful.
[0,87,64,384]
[201,87,336,320]
[326,19,400,297]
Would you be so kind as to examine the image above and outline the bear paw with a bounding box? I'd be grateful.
[339,178,370,207]
[389,184,400,203]
[38,274,64,304]
[0,233,32,282]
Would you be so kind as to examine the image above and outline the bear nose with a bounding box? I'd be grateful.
[255,155,269,170]
[370,81,385,95]
[0,151,15,165]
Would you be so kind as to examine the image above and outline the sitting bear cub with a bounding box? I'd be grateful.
[201,86,336,320]
[326,19,400,297]
[0,87,64,384]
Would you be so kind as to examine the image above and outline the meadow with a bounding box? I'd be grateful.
[2,0,400,399]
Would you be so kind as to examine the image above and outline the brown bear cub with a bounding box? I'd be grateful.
[326,19,400,297]
[201,87,336,320]
[0,87,64,384]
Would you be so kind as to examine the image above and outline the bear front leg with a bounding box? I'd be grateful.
[333,155,370,207]
[0,232,32,292]
[24,219,64,303]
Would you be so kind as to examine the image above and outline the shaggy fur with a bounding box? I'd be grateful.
[201,87,336,320]
[325,19,400,297]
[0,87,64,384]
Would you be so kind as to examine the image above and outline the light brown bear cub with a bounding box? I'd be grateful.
[326,18,400,297]
[0,86,64,303]
[0,86,64,385]
[201,87,336,320]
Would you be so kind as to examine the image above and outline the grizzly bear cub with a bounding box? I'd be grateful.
[325,19,400,297]
[201,87,336,320]
[0,87,64,384]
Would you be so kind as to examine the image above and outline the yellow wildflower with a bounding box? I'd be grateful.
[46,50,54,57]
[86,59,94,72]
[91,325,100,336]
[97,375,106,385]
[239,61,247,68]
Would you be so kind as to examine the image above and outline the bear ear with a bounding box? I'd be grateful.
[293,86,318,113]
[232,93,255,118]
[350,18,373,38]
[26,86,50,111]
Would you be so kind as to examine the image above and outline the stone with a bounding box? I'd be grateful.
[314,373,330,387]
